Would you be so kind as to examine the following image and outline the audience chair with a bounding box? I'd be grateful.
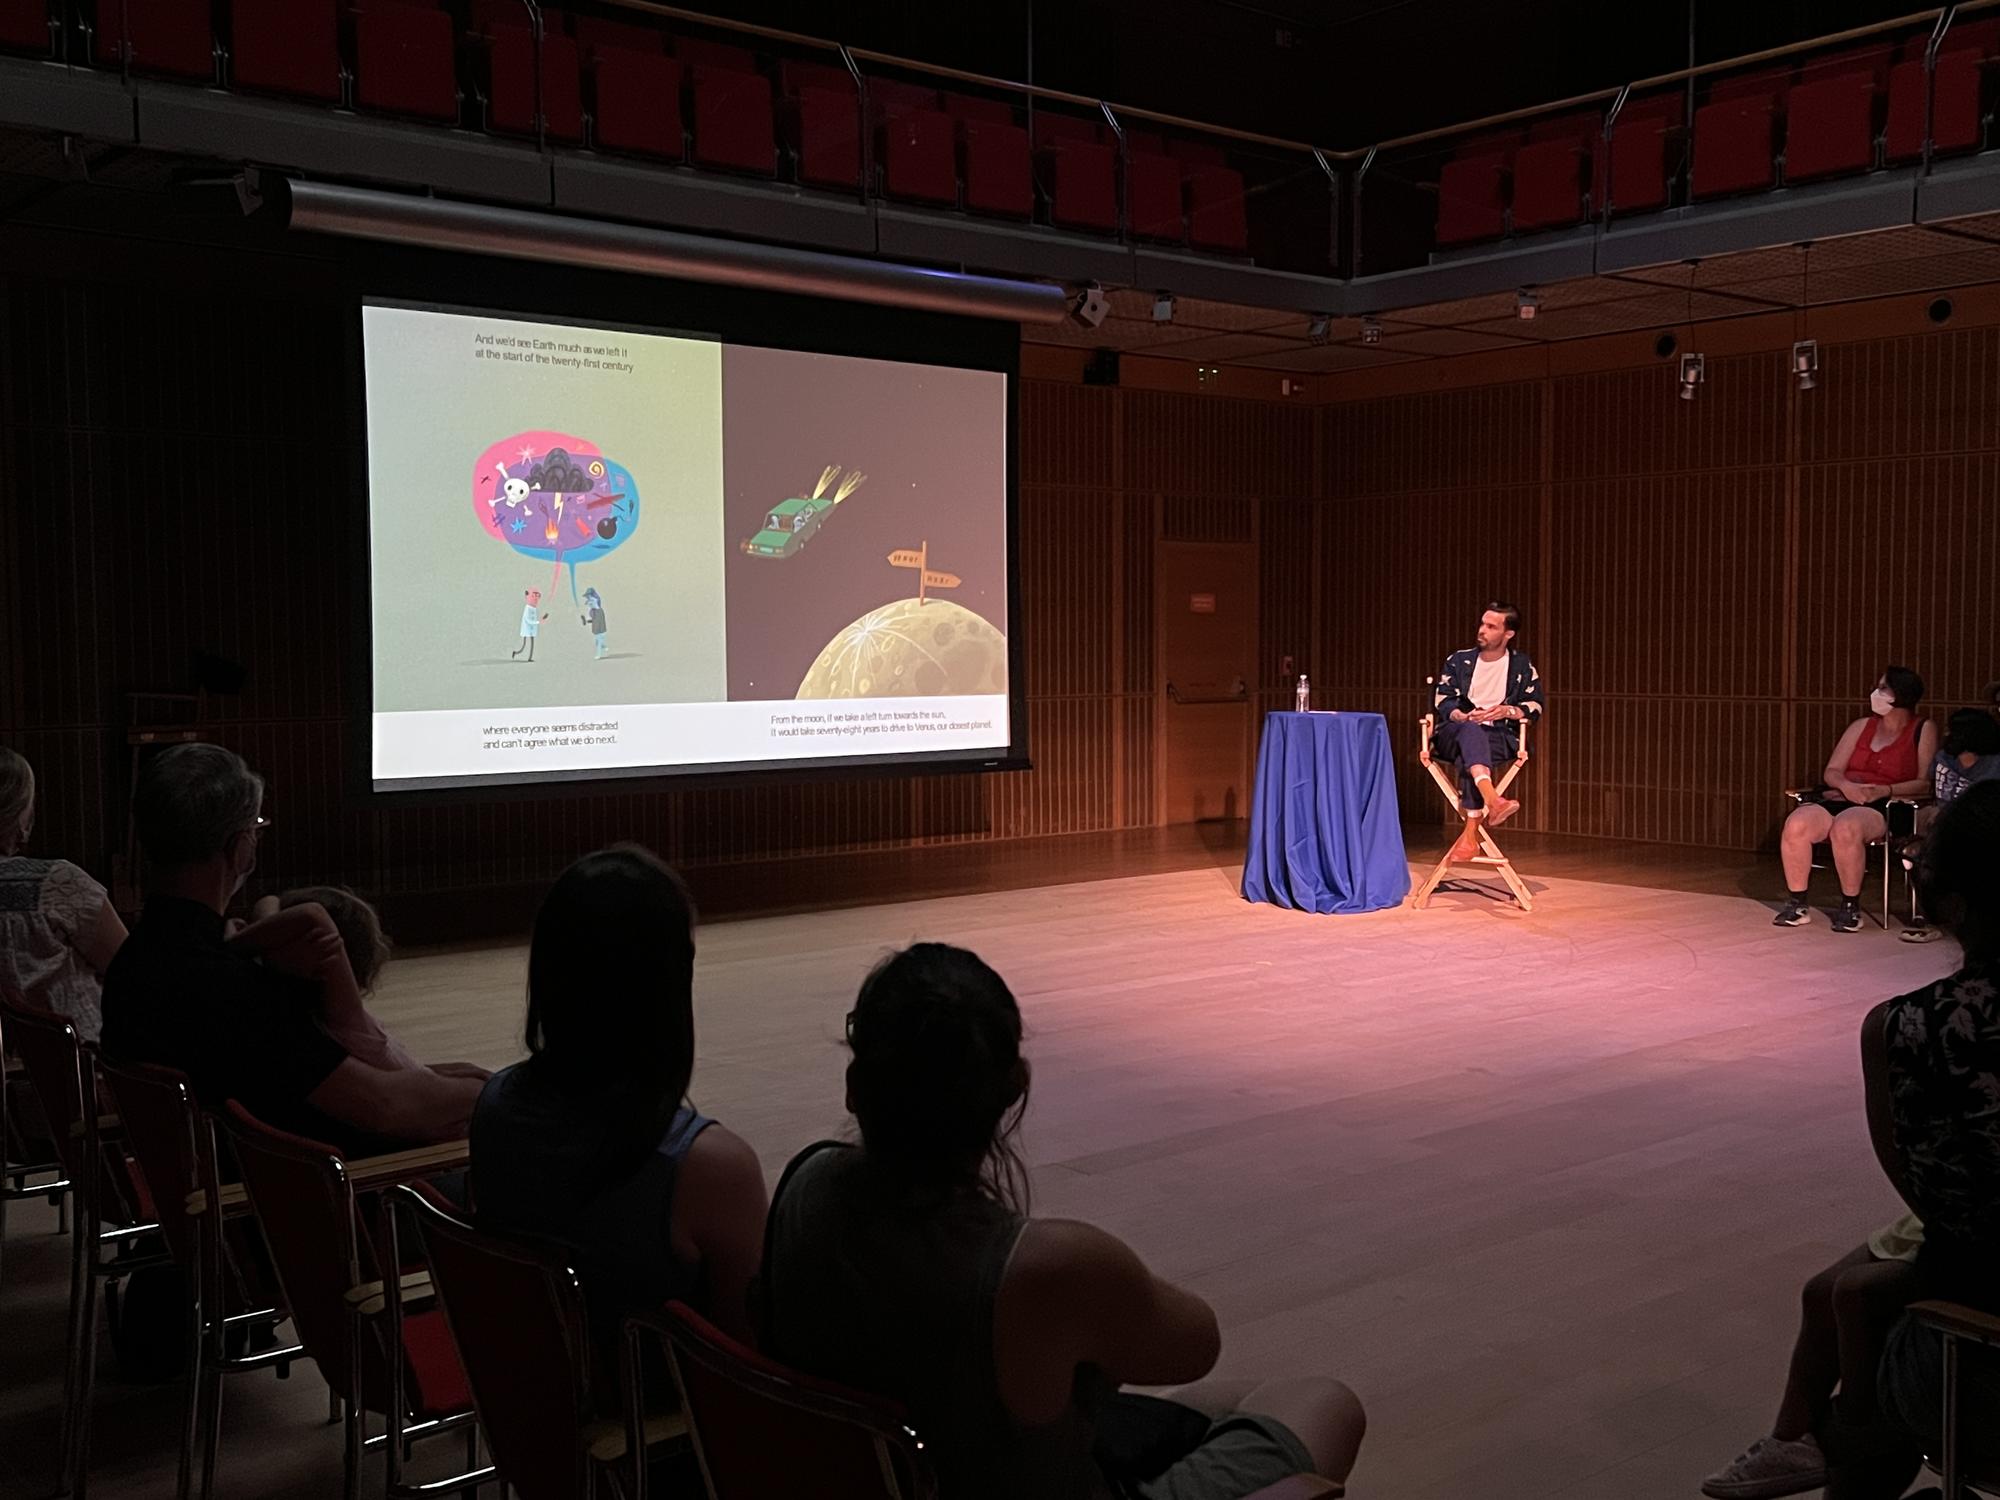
[0,996,166,1500]
[1412,704,1534,913]
[637,1304,1343,1500]
[95,1058,302,1500]
[396,1183,688,1499]
[2,988,74,1294]
[1780,787,1913,929]
[1908,1299,2000,1500]
[628,1301,938,1500]
[219,1104,488,1500]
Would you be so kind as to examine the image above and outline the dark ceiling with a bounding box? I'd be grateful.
[695,0,1933,147]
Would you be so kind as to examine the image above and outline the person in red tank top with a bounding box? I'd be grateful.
[1775,666,1939,932]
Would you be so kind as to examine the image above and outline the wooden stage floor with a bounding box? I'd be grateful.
[1,831,1951,1500]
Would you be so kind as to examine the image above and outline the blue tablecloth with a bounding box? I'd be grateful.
[1242,712,1410,914]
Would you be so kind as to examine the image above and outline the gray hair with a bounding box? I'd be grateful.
[135,743,265,869]
[0,747,33,833]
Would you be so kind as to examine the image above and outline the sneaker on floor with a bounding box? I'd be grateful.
[1772,900,1812,927]
[1700,1434,1828,1500]
[1830,904,1863,933]
[1900,924,1943,944]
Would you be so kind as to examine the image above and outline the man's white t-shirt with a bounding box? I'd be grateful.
[1469,652,1509,710]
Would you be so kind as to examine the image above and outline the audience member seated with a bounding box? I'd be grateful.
[100,743,483,1154]
[1843,782,2000,1498]
[1709,781,2000,1500]
[470,846,767,1371]
[229,885,424,1070]
[1895,707,2000,944]
[0,747,127,1040]
[1775,667,1938,933]
[761,942,1367,1500]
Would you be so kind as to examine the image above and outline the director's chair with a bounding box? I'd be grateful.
[1411,708,1533,912]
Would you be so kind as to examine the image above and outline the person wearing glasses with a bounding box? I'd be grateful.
[100,743,485,1155]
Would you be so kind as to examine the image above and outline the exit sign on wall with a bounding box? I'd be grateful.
[1189,594,1216,613]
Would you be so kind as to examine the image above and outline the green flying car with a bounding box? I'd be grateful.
[740,466,867,559]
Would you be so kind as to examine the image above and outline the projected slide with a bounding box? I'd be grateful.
[362,303,1011,791]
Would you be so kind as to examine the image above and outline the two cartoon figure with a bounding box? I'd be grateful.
[508,586,608,661]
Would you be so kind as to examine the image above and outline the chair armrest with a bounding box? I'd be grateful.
[345,1269,435,1317]
[184,1182,250,1218]
[1909,1299,2000,1348]
[1242,1478,1343,1500]
[345,1140,471,1190]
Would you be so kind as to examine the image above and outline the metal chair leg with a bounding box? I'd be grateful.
[58,1180,97,1498]
[177,1278,204,1500]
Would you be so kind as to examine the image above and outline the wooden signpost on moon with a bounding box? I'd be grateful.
[886,540,962,605]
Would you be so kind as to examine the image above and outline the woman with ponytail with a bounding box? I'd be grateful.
[762,942,1365,1500]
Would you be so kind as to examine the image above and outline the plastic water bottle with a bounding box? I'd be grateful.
[1295,674,1310,713]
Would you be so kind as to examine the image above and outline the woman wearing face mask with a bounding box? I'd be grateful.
[1775,667,1938,933]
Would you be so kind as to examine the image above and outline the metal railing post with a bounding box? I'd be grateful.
[840,46,871,206]
[1353,145,1376,277]
[1601,83,1630,227]
[1100,101,1128,242]
[1311,147,1341,273]
[1923,4,1957,177]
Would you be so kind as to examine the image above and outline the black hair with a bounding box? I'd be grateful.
[844,943,1029,1212]
[525,845,697,1182]
[1943,707,2000,760]
[1915,780,2000,962]
[1881,666,1925,711]
[1486,600,1521,636]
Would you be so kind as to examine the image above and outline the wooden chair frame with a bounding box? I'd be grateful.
[1412,711,1534,912]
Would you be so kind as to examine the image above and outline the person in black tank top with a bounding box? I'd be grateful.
[471,846,767,1380]
[761,943,1366,1500]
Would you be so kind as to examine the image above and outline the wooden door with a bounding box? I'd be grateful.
[1156,541,1256,824]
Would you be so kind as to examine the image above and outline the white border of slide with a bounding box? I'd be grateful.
[373,697,1011,784]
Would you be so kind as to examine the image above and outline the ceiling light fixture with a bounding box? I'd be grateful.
[1153,291,1176,324]
[1516,288,1540,321]
[1792,339,1819,391]
[1360,318,1382,345]
[1071,284,1110,329]
[1678,352,1705,402]
[1307,314,1332,345]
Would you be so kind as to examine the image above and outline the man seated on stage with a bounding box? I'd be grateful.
[1432,602,1545,862]
[102,742,485,1156]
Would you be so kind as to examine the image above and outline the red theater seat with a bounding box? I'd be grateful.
[587,45,682,158]
[957,116,1032,218]
[1511,137,1591,231]
[347,0,459,121]
[1885,25,1998,163]
[1034,114,1116,232]
[879,105,956,204]
[1127,149,1185,241]
[789,84,860,188]
[1168,138,1229,167]
[232,0,341,99]
[1784,49,1890,182]
[1187,165,1247,252]
[1692,73,1786,198]
[1436,149,1511,244]
[94,0,213,79]
[944,92,1014,127]
[673,35,756,74]
[1605,96,1681,213]
[478,23,584,141]
[778,58,853,99]
[574,14,659,52]
[1,0,52,53]
[690,62,775,174]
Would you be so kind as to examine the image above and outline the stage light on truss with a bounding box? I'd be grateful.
[1516,288,1540,320]
[1678,351,1705,401]
[1307,314,1332,345]
[1153,291,1176,324]
[1792,338,1819,391]
[1070,284,1109,329]
[1360,318,1383,345]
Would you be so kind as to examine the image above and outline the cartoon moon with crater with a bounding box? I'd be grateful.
[796,540,1007,699]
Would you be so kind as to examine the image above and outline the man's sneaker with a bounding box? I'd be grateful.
[1900,923,1943,944]
[1700,1434,1827,1500]
[1830,904,1863,933]
[1773,900,1812,927]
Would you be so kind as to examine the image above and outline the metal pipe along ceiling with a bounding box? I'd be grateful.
[276,178,1070,324]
